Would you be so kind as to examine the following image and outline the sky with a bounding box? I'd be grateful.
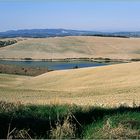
[0,0,140,32]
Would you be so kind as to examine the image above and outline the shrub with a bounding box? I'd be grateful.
[50,114,76,139]
[24,58,32,61]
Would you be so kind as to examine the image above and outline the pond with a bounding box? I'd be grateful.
[0,60,113,70]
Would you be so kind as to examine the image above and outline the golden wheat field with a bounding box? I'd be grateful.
[0,62,140,106]
[0,36,140,59]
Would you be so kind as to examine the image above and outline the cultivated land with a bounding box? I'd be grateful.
[0,62,140,106]
[0,36,140,60]
[0,36,140,138]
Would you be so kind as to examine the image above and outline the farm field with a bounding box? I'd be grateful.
[0,36,140,60]
[1,0,140,138]
[0,37,139,139]
[0,62,140,106]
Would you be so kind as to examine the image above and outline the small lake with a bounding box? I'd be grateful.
[0,60,112,70]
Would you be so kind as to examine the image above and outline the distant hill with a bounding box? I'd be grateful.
[0,29,140,38]
[1,36,140,60]
[0,29,99,38]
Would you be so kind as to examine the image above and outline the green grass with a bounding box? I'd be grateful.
[0,101,140,139]
[0,102,71,138]
[83,112,140,139]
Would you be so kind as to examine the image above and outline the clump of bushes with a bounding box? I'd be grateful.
[24,58,32,61]
[131,58,140,62]
[0,40,17,48]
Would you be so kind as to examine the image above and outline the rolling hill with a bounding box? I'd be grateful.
[0,36,140,60]
[0,62,140,106]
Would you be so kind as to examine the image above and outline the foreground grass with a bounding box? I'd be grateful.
[0,101,140,139]
[83,112,140,139]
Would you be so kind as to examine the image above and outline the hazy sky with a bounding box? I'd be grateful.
[0,0,140,32]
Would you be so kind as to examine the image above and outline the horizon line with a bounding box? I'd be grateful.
[1,28,140,33]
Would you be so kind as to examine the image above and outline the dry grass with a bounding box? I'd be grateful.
[0,101,22,112]
[0,62,140,106]
[0,36,140,59]
[7,128,32,139]
[95,119,140,139]
[50,114,76,139]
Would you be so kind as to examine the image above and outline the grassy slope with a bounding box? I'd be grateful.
[0,74,27,88]
[0,62,140,106]
[0,36,140,59]
[0,64,49,76]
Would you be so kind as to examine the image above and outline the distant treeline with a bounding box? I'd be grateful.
[86,34,129,38]
[0,40,17,48]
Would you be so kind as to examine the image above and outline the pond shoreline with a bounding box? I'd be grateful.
[0,57,133,63]
[0,57,137,76]
[0,58,122,76]
[0,64,50,76]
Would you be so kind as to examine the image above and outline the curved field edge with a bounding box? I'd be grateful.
[0,62,140,106]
